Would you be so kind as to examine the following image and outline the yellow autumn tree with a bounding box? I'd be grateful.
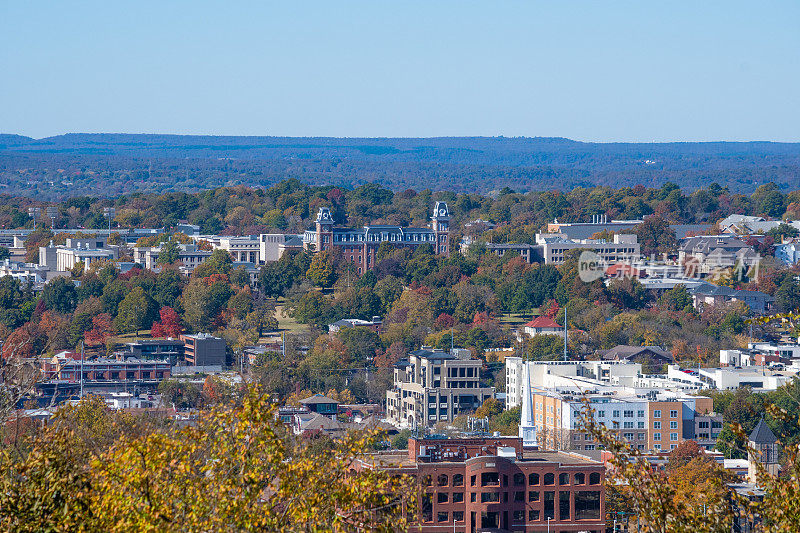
[0,389,415,532]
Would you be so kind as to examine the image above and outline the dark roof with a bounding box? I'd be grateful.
[486,243,537,250]
[409,348,456,360]
[680,235,751,253]
[600,345,673,363]
[749,418,777,444]
[688,283,737,297]
[299,394,338,405]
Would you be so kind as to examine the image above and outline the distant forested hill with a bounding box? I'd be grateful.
[1,134,798,199]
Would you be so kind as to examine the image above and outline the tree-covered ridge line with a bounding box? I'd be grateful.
[2,134,800,198]
[1,180,799,238]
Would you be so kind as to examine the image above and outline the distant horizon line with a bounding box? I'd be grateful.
[3,132,800,145]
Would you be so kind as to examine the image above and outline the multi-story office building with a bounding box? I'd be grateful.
[510,358,722,452]
[461,232,639,267]
[180,333,226,366]
[386,347,494,429]
[303,202,451,274]
[530,390,720,452]
[258,233,304,263]
[357,436,606,533]
[216,236,260,263]
[0,259,50,286]
[678,234,758,273]
[39,351,171,393]
[535,233,640,265]
[122,339,186,365]
[38,237,118,273]
[133,243,212,273]
[504,358,643,410]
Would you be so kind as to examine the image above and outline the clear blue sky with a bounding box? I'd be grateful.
[2,1,799,141]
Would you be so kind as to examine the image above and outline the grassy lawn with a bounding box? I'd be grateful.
[498,313,532,327]
[273,304,307,334]
[107,330,153,344]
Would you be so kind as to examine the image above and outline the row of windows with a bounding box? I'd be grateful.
[653,409,679,418]
[426,471,601,488]
[332,232,439,243]
[652,432,679,441]
[653,421,679,429]
[421,491,602,523]
[593,409,646,419]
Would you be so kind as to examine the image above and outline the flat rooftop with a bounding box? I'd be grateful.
[357,449,600,469]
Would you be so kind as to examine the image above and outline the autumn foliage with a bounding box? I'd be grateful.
[150,307,184,339]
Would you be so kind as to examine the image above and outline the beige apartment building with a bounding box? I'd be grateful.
[386,347,495,430]
[528,390,720,452]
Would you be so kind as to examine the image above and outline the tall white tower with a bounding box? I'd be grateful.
[518,362,538,448]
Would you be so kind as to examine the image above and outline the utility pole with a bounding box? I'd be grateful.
[563,305,568,361]
[79,341,84,400]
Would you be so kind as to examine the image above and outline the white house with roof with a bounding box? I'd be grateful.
[521,316,563,337]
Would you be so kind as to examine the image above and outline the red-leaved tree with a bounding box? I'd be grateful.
[84,314,115,347]
[150,307,184,338]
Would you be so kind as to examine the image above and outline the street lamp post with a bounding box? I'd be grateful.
[547,517,552,533]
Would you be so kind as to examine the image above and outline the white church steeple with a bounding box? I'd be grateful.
[518,362,538,448]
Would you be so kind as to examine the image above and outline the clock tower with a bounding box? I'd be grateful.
[431,201,451,257]
[315,207,334,251]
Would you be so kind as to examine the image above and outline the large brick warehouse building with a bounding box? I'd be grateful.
[357,436,605,533]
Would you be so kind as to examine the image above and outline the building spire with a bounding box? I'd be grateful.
[519,362,537,448]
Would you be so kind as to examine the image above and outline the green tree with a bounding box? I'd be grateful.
[634,214,678,257]
[153,268,186,308]
[229,266,249,287]
[658,285,693,312]
[290,291,332,325]
[775,276,800,312]
[0,276,26,328]
[766,222,799,240]
[182,278,233,331]
[42,277,78,314]
[338,327,382,363]
[525,334,564,360]
[156,239,180,265]
[114,286,158,335]
[193,249,233,278]
[306,250,336,288]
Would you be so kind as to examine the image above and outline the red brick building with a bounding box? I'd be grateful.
[40,352,171,384]
[358,436,605,533]
[303,202,451,274]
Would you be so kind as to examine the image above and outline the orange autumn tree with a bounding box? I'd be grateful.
[84,314,114,347]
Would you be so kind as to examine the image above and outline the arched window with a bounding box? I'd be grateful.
[513,473,525,485]
[544,473,555,485]
[453,474,464,486]
[559,473,569,485]
[575,473,585,485]
[589,472,601,485]
[437,474,449,487]
[529,473,540,485]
